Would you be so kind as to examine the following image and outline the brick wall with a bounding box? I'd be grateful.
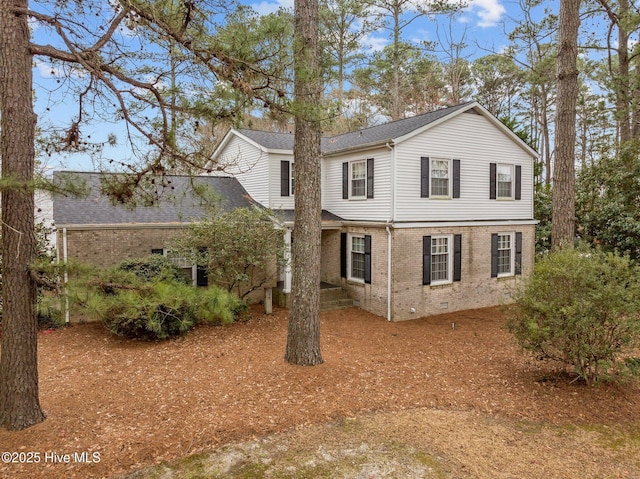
[58,227,186,267]
[390,224,535,320]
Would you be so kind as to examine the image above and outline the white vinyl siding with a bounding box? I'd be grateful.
[217,135,271,205]
[393,111,534,222]
[268,153,295,209]
[323,147,392,221]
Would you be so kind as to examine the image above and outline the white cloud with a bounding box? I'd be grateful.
[466,0,506,28]
[361,34,388,53]
[249,0,294,16]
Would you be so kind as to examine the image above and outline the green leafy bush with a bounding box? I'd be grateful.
[116,254,190,284]
[505,244,640,384]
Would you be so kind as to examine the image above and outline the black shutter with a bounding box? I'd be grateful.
[364,235,372,284]
[453,234,462,282]
[515,165,522,200]
[489,163,497,199]
[342,162,349,199]
[196,266,208,286]
[491,233,499,277]
[366,158,374,199]
[196,246,208,286]
[340,233,347,278]
[421,156,430,198]
[281,160,290,197]
[515,232,523,275]
[453,159,461,198]
[422,236,431,285]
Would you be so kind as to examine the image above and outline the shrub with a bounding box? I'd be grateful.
[505,244,640,384]
[116,254,190,284]
[82,277,242,340]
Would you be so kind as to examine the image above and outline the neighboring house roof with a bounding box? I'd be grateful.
[52,171,255,227]
[214,101,538,159]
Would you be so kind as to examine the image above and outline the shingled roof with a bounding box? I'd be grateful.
[52,171,256,227]
[234,102,474,155]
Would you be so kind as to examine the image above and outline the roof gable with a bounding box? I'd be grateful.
[214,102,537,159]
[53,172,256,227]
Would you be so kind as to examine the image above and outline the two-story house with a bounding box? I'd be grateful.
[53,101,536,320]
[211,101,538,320]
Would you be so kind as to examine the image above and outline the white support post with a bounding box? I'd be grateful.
[284,228,292,294]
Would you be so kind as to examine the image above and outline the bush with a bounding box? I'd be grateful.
[82,279,243,340]
[505,244,640,384]
[116,255,190,284]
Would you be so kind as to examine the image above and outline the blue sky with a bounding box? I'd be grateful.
[32,0,548,172]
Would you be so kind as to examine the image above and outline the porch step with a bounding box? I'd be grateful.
[320,286,353,311]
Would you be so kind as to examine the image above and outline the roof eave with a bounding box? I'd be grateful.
[322,139,394,157]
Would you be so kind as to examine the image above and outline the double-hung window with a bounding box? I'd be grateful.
[351,161,366,198]
[431,236,450,283]
[350,236,366,281]
[491,232,522,278]
[343,159,374,199]
[431,159,450,197]
[423,234,462,286]
[490,163,521,200]
[497,164,513,199]
[496,233,513,275]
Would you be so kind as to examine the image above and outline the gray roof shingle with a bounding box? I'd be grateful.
[237,102,474,154]
[52,172,256,226]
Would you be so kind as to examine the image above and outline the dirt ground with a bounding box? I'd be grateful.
[1,306,640,478]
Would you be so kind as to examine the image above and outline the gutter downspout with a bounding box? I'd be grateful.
[386,141,394,322]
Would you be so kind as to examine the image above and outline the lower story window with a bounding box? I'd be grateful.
[497,233,513,275]
[431,236,450,283]
[351,236,365,280]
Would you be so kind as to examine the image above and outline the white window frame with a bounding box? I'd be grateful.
[350,160,367,199]
[290,162,295,196]
[496,232,515,277]
[497,163,514,199]
[157,248,198,286]
[430,235,453,285]
[430,158,451,198]
[348,234,366,282]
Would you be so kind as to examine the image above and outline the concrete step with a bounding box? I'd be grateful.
[320,286,353,311]
[320,297,354,311]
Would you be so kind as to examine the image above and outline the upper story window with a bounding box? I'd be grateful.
[351,161,366,198]
[431,159,450,197]
[497,164,513,199]
[490,163,521,200]
[343,159,374,200]
[421,157,460,199]
[280,160,294,197]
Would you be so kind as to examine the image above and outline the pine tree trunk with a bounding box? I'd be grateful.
[285,0,323,365]
[551,0,581,249]
[0,0,46,430]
